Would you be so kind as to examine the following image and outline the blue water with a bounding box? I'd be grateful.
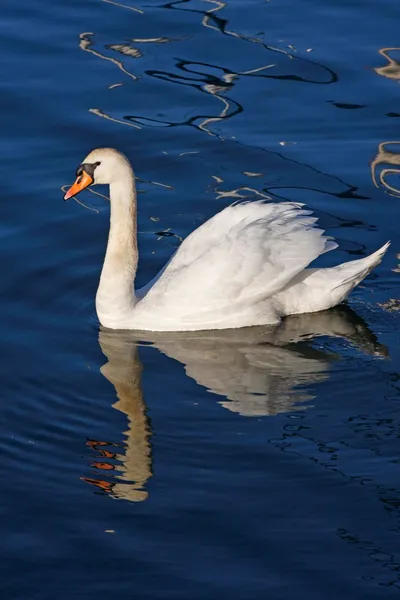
[1,1,400,598]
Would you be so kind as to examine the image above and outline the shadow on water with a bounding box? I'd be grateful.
[86,306,388,502]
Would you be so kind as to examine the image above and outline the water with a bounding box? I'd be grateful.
[1,0,400,598]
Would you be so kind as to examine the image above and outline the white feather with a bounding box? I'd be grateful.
[132,201,353,331]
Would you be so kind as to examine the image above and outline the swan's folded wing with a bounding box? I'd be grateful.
[139,202,337,323]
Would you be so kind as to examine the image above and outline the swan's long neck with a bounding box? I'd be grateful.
[96,173,138,328]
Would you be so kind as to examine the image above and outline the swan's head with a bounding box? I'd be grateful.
[64,148,132,200]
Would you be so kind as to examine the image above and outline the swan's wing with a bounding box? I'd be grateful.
[136,200,265,297]
[139,201,337,323]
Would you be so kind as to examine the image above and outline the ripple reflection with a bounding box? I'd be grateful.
[82,0,338,136]
[374,48,400,82]
[371,141,400,197]
[80,32,138,82]
[161,0,337,83]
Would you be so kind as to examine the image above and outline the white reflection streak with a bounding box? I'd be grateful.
[130,36,187,44]
[60,184,110,212]
[89,108,142,129]
[131,37,167,43]
[102,0,143,14]
[240,64,276,75]
[218,187,271,201]
[149,181,174,190]
[198,89,230,136]
[80,32,138,82]
[211,176,271,201]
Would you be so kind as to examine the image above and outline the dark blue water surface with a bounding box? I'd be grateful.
[1,0,400,598]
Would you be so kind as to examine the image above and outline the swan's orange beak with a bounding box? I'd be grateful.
[64,171,93,200]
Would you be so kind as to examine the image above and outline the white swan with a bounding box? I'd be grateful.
[64,148,389,331]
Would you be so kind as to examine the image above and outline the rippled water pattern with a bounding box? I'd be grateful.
[1,1,400,598]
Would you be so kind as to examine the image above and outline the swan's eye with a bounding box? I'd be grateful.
[75,162,100,180]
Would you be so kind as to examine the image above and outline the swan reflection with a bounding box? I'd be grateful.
[83,334,152,502]
[371,141,400,197]
[85,307,387,501]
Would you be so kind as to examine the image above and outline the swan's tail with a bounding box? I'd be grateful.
[279,241,390,317]
[331,241,390,299]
